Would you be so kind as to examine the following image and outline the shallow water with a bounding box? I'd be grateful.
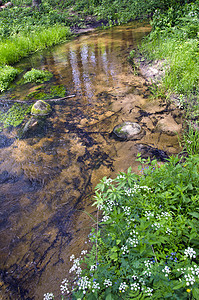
[0,22,182,299]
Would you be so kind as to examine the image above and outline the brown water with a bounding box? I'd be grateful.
[0,22,182,299]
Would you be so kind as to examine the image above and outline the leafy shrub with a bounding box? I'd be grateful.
[0,65,19,92]
[23,68,53,84]
[44,154,199,299]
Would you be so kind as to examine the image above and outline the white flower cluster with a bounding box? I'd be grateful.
[104,199,116,212]
[143,286,153,297]
[191,265,199,276]
[43,293,54,300]
[60,278,70,295]
[177,264,199,287]
[69,257,82,275]
[122,206,131,216]
[70,254,75,261]
[104,279,112,287]
[162,266,171,277]
[119,282,128,292]
[145,211,154,220]
[121,245,129,255]
[143,260,153,277]
[101,215,110,222]
[127,233,139,247]
[117,174,126,180]
[81,250,87,255]
[92,281,100,292]
[184,247,196,259]
[104,178,113,185]
[166,227,172,235]
[77,276,91,294]
[184,274,195,286]
[188,11,197,17]
[140,185,151,192]
[90,264,97,271]
[151,222,163,230]
[130,282,140,291]
[124,188,135,197]
[156,212,171,220]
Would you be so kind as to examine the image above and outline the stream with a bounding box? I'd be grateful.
[0,22,182,299]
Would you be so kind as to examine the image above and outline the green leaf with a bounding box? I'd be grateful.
[192,287,199,299]
[87,294,97,300]
[110,252,118,261]
[188,212,199,219]
[105,293,115,300]
[173,282,184,290]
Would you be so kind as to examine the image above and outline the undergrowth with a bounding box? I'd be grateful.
[43,151,199,299]
[137,2,199,118]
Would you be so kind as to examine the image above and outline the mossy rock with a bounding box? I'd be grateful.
[113,122,142,140]
[31,100,51,116]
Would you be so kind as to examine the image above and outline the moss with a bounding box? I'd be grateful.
[25,91,49,100]
[50,85,66,98]
[0,103,32,129]
[25,85,67,100]
[31,100,51,116]
[114,127,125,134]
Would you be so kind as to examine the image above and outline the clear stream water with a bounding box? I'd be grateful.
[0,22,182,299]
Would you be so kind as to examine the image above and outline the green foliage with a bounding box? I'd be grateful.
[47,154,199,299]
[139,1,199,113]
[0,65,20,92]
[0,25,71,66]
[23,68,53,84]
[180,122,199,156]
[0,103,32,129]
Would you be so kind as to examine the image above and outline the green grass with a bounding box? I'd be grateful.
[136,2,199,119]
[140,38,199,97]
[0,25,71,65]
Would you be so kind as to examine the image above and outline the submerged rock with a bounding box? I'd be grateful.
[31,100,51,116]
[136,143,169,162]
[18,116,46,138]
[0,134,14,148]
[113,121,142,140]
[155,115,182,136]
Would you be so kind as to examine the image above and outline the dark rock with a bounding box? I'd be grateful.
[136,143,169,162]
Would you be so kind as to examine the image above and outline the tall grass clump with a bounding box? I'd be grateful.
[0,25,71,65]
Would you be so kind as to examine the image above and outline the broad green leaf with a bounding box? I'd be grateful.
[105,293,115,300]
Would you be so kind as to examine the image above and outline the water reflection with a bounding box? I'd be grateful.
[0,22,182,299]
